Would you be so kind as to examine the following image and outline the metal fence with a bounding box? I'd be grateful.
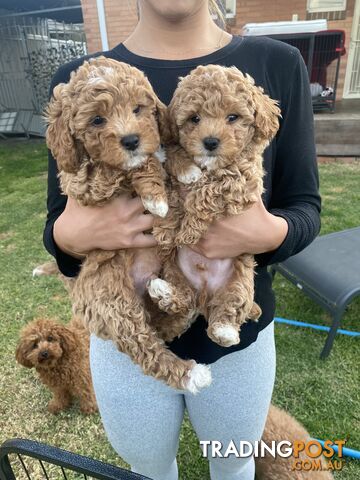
[0,16,87,136]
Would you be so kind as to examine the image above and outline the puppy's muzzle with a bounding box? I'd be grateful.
[203,137,220,152]
[121,134,140,151]
[38,350,49,361]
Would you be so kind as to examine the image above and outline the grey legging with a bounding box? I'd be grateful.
[90,321,276,480]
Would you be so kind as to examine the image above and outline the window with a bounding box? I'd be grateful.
[225,0,236,18]
[307,0,347,12]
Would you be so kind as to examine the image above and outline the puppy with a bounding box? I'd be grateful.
[150,65,281,346]
[256,404,334,479]
[15,318,97,414]
[45,56,211,393]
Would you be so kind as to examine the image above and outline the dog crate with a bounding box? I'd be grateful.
[265,30,346,113]
[0,438,152,480]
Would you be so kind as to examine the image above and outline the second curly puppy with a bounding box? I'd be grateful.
[151,65,281,347]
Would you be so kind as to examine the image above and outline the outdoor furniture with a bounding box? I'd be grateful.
[271,227,360,358]
[0,438,152,480]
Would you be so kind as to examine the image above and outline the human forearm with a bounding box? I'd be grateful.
[255,202,321,267]
[190,199,289,259]
[43,217,82,277]
[52,196,157,254]
[44,192,158,277]
[53,213,87,259]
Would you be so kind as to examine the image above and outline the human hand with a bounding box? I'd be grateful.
[53,194,157,258]
[190,198,288,259]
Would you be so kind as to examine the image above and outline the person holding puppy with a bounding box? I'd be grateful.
[44,1,321,479]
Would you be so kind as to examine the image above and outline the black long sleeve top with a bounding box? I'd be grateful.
[44,35,321,364]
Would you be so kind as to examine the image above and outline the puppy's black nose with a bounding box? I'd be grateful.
[121,134,140,151]
[39,351,49,360]
[203,137,220,151]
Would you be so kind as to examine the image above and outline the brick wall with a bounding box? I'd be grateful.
[80,0,356,99]
[229,0,307,30]
[80,0,138,53]
[80,0,101,54]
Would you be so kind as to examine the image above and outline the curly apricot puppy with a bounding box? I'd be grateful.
[16,318,97,414]
[150,65,281,347]
[45,57,211,394]
[256,405,334,479]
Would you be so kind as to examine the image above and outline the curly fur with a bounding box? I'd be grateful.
[15,318,97,414]
[256,405,334,479]
[152,65,281,346]
[45,57,212,393]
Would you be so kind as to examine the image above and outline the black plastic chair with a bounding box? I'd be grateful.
[0,438,152,480]
[271,227,360,358]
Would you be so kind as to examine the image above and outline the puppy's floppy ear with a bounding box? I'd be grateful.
[55,324,77,354]
[155,99,173,145]
[45,83,84,173]
[15,340,33,369]
[251,85,281,146]
[166,99,180,144]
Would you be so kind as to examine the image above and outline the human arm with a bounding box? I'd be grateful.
[43,150,157,276]
[191,197,288,258]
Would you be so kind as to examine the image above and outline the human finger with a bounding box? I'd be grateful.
[132,233,158,248]
[127,196,146,213]
[134,213,155,233]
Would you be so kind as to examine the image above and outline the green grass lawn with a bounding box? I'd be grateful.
[0,140,359,479]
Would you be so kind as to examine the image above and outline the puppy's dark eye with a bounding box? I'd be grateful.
[47,336,53,342]
[133,105,141,114]
[91,116,105,126]
[190,115,201,124]
[227,114,239,123]
[32,342,38,350]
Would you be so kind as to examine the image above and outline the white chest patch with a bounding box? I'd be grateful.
[194,155,218,171]
[154,146,166,163]
[124,154,147,170]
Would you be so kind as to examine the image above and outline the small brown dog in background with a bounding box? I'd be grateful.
[15,317,97,414]
[256,404,334,479]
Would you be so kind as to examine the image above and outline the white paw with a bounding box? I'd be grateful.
[213,325,240,347]
[186,364,212,394]
[142,198,169,218]
[154,146,166,163]
[148,278,173,301]
[178,165,202,184]
[124,154,146,170]
[194,155,217,171]
[32,267,43,277]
